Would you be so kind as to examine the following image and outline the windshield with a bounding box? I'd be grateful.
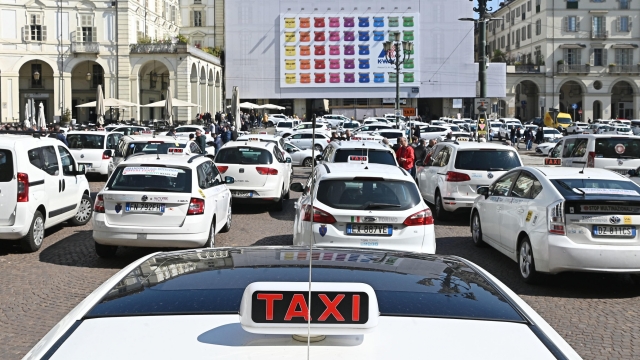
[334,149,397,165]
[557,117,572,124]
[176,127,199,133]
[317,179,421,210]
[215,147,273,164]
[67,134,105,149]
[454,150,521,171]
[342,122,360,128]
[551,179,640,197]
[126,142,187,157]
[544,129,560,135]
[595,138,640,158]
[490,123,502,128]
[448,125,461,131]
[278,122,293,128]
[107,166,192,193]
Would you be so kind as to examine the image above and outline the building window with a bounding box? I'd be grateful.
[565,16,578,32]
[593,101,602,120]
[31,63,42,88]
[567,0,579,9]
[534,46,542,64]
[25,13,46,41]
[78,14,96,43]
[536,20,541,35]
[194,0,201,3]
[506,12,510,23]
[527,24,531,39]
[563,48,581,65]
[618,16,631,32]
[171,6,176,23]
[592,16,606,37]
[511,10,515,24]
[620,0,630,9]
[522,27,526,40]
[516,8,520,17]
[193,39,202,48]
[193,11,202,27]
[521,5,526,20]
[593,48,604,66]
[527,1,531,12]
[536,0,541,13]
[91,65,103,89]
[615,48,633,65]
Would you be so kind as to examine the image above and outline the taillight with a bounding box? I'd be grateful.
[17,172,29,202]
[445,171,471,182]
[205,131,209,134]
[217,166,229,174]
[403,209,434,226]
[548,200,565,235]
[102,153,111,160]
[187,198,205,215]
[302,205,336,224]
[94,194,105,213]
[587,151,595,168]
[256,167,279,175]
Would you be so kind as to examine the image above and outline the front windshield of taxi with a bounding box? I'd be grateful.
[454,150,521,171]
[342,122,360,128]
[278,122,293,128]
[107,166,192,192]
[334,149,396,165]
[317,179,420,210]
[67,134,105,149]
[544,129,560,135]
[126,142,187,156]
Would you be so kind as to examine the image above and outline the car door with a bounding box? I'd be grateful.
[197,161,229,231]
[500,171,543,255]
[57,146,82,218]
[31,146,68,224]
[289,134,304,148]
[298,133,314,149]
[548,139,564,160]
[566,137,588,168]
[293,171,315,244]
[425,146,449,203]
[417,145,441,199]
[480,171,519,247]
[560,138,577,167]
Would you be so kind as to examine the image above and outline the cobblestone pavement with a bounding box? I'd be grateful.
[1,152,639,360]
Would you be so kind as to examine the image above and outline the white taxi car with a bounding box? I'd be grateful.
[291,162,435,253]
[92,150,233,257]
[472,166,640,283]
[214,140,293,211]
[66,131,124,176]
[416,141,523,220]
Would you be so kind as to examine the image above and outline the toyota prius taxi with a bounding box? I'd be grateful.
[24,246,581,360]
[291,161,436,253]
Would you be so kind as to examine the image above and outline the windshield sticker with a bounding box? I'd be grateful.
[578,188,639,196]
[198,189,206,198]
[581,205,640,213]
[615,144,626,154]
[122,167,182,177]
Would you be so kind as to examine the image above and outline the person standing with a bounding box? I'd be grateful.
[343,129,352,141]
[414,139,427,166]
[536,126,544,144]
[515,127,522,149]
[396,137,416,177]
[166,127,177,137]
[510,126,516,145]
[53,125,68,146]
[195,129,207,153]
[231,126,239,141]
[524,128,533,151]
[413,125,421,140]
[262,113,268,128]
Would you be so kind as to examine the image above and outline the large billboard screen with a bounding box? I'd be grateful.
[279,14,420,88]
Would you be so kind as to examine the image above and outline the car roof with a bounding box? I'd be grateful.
[319,163,410,180]
[237,134,282,141]
[562,134,640,139]
[119,153,209,167]
[67,131,111,135]
[527,166,629,181]
[0,133,62,146]
[442,141,518,151]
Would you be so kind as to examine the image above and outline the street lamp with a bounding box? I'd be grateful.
[383,31,412,128]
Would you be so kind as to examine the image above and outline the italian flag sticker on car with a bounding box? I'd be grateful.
[351,216,361,223]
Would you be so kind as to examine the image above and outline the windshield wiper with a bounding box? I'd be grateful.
[363,202,401,209]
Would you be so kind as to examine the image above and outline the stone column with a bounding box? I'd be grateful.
[0,73,20,123]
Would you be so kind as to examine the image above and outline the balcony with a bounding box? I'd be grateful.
[591,30,608,40]
[514,65,541,73]
[129,43,187,54]
[608,65,640,75]
[71,41,99,53]
[557,64,590,74]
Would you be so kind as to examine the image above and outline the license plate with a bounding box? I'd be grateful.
[233,191,253,197]
[592,226,636,237]
[346,224,392,236]
[125,203,165,213]
[80,163,92,168]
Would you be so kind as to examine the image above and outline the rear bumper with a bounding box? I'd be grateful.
[82,160,109,175]
[546,235,640,274]
[92,213,210,248]
[0,204,34,240]
[228,187,282,201]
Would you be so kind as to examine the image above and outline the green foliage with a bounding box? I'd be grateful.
[202,46,223,57]
[62,108,71,123]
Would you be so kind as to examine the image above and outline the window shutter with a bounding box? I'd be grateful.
[577,49,582,64]
[576,18,580,31]
[201,11,205,27]
[76,27,82,42]
[563,49,568,64]
[591,16,596,33]
[190,11,193,27]
[564,16,568,31]
[41,26,47,41]
[629,17,633,31]
[92,27,97,42]
[589,48,594,64]
[617,16,621,32]
[35,14,41,25]
[24,26,30,41]
[615,49,620,64]
[603,48,608,65]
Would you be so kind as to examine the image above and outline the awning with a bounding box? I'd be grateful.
[611,44,638,49]
[559,44,586,49]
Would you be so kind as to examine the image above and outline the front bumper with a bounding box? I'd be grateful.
[546,235,640,274]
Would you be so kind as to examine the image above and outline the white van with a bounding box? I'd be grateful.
[66,131,123,176]
[548,134,640,175]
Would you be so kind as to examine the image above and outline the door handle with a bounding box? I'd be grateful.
[62,179,66,192]
[518,208,525,213]
[497,206,502,211]
[59,179,62,192]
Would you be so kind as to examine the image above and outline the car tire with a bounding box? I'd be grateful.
[274,188,285,211]
[220,200,232,233]
[433,192,448,221]
[518,237,541,284]
[471,211,486,247]
[20,211,45,253]
[303,157,313,167]
[498,133,502,141]
[70,194,93,226]
[204,218,216,248]
[314,144,323,152]
[95,241,118,258]
[268,121,274,127]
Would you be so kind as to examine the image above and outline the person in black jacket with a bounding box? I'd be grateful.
[195,129,207,153]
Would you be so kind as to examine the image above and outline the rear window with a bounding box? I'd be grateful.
[176,127,199,133]
[334,149,396,165]
[107,166,192,193]
[215,147,273,164]
[557,117,572,124]
[278,122,293,128]
[454,150,521,171]
[343,122,360,128]
[378,132,403,139]
[0,150,13,182]
[544,129,560,135]
[67,134,105,149]
[594,138,640,158]
[551,179,640,198]
[126,142,186,156]
[317,179,421,210]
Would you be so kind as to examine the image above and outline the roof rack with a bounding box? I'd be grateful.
[0,130,44,138]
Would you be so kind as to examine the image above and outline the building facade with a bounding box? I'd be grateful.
[486,0,640,121]
[0,0,223,125]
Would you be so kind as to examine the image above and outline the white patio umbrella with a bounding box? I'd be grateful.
[95,85,105,126]
[140,98,199,107]
[31,99,36,125]
[239,102,260,110]
[76,98,137,107]
[37,102,46,129]
[164,88,173,125]
[256,104,285,110]
[24,103,31,128]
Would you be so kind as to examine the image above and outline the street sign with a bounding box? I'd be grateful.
[578,110,583,114]
[394,109,402,117]
[403,108,416,117]
[474,98,490,112]
[572,103,578,110]
[452,99,463,109]
[521,100,527,105]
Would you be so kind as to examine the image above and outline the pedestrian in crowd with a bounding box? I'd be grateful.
[53,125,68,146]
[166,127,177,137]
[410,136,418,147]
[392,137,402,152]
[396,137,416,177]
[214,134,223,153]
[222,126,232,143]
[445,132,453,140]
[414,139,427,166]
[209,122,216,136]
[524,128,533,151]
[240,119,249,132]
[426,139,437,152]
[343,129,352,141]
[186,133,197,154]
[249,111,256,127]
[382,138,394,152]
[215,111,221,124]
[195,129,207,153]
[231,126,239,141]
[262,113,268,128]
[331,132,340,141]
[515,127,522,149]
[536,126,544,144]
[510,126,517,145]
[588,118,592,124]
[413,125,421,140]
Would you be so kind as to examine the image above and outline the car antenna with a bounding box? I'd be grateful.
[579,155,588,174]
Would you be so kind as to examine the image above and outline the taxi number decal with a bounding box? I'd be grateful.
[252,291,369,324]
[526,210,533,222]
[544,158,562,166]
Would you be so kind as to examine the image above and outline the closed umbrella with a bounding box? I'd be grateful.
[37,102,46,129]
[95,85,105,127]
[24,103,31,128]
[31,99,36,125]
[164,88,173,125]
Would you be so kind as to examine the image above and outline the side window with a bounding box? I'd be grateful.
[510,172,541,199]
[550,141,563,158]
[437,147,451,167]
[322,145,332,161]
[490,171,519,197]
[191,142,202,153]
[273,148,284,163]
[58,146,76,176]
[291,134,302,140]
[301,134,313,139]
[562,138,576,158]
[28,148,45,171]
[40,146,60,176]
[426,145,443,166]
[571,138,588,158]
[196,163,208,189]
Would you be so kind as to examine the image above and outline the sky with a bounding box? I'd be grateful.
[474,0,503,17]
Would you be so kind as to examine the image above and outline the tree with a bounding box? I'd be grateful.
[491,49,507,63]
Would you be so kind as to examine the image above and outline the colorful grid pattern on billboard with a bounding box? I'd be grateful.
[279,14,420,88]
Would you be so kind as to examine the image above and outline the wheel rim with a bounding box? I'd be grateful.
[315,145,322,152]
[75,198,92,223]
[519,242,532,278]
[303,158,313,167]
[208,222,215,248]
[33,216,44,246]
[472,214,481,242]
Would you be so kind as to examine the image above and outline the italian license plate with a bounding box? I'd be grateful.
[233,191,253,197]
[80,163,92,168]
[592,226,636,237]
[346,224,392,236]
[125,203,165,213]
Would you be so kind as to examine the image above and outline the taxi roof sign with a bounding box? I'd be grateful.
[348,155,368,163]
[239,282,379,335]
[544,158,562,166]
[167,147,184,154]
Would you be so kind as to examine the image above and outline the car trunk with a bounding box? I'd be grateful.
[102,191,192,227]
[0,149,16,226]
[564,199,640,246]
[329,207,424,238]
[452,149,521,197]
[222,164,269,190]
[69,148,104,169]
[594,158,640,176]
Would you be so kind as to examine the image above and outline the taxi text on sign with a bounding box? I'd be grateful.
[403,108,416,117]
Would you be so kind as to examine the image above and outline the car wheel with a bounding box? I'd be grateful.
[70,194,93,226]
[268,121,274,127]
[518,237,541,284]
[303,157,313,167]
[274,188,285,211]
[204,218,216,248]
[498,133,502,141]
[20,211,45,253]
[95,241,118,258]
[314,144,323,152]
[220,200,232,233]
[471,211,486,247]
[433,192,448,221]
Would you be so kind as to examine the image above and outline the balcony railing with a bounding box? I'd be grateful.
[591,30,608,39]
[71,41,99,53]
[514,65,541,73]
[129,43,186,54]
[608,65,640,74]
[557,64,590,74]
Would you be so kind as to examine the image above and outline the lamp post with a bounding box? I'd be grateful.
[383,31,413,128]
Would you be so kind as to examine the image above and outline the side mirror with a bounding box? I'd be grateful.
[225,176,235,184]
[290,182,305,192]
[103,149,114,158]
[286,157,292,163]
[76,164,87,175]
[477,186,489,198]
